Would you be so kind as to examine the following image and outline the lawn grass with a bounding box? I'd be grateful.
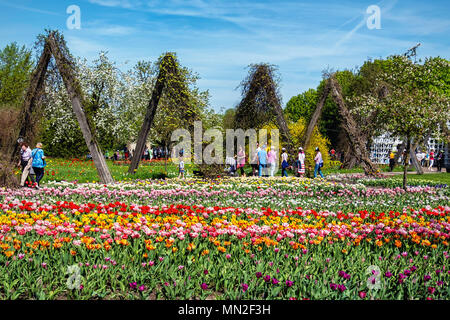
[25,158,191,184]
[19,158,449,185]
[390,172,450,185]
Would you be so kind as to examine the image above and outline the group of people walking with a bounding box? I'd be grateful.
[17,142,46,188]
[417,149,446,172]
[389,149,446,172]
[226,144,325,178]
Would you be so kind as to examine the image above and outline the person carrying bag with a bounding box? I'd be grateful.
[31,142,46,188]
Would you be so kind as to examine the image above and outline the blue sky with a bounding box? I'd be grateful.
[0,0,449,112]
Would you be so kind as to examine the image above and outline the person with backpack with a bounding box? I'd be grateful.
[31,142,46,188]
[314,147,324,178]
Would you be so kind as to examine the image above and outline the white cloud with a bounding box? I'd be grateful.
[88,0,135,9]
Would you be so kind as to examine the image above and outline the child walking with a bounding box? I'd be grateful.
[178,156,185,179]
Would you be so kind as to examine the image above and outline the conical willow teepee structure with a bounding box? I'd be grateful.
[234,63,293,153]
[127,52,195,174]
[303,74,378,175]
[11,30,114,184]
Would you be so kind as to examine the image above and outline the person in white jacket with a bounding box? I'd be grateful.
[297,147,305,177]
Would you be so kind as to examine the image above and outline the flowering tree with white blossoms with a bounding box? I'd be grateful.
[42,52,213,158]
[353,55,450,189]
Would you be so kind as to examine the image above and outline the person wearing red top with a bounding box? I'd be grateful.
[428,150,435,171]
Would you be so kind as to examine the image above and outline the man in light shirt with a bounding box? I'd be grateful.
[257,144,268,177]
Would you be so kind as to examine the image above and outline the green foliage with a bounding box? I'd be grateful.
[40,118,88,157]
[284,88,317,123]
[0,42,34,108]
[285,70,355,148]
[222,108,236,130]
[149,52,209,148]
[354,55,450,140]
[288,117,331,171]
[353,55,450,188]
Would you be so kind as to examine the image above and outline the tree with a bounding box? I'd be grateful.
[149,60,210,151]
[222,108,236,130]
[285,88,317,123]
[0,42,34,108]
[354,55,450,189]
[42,52,124,156]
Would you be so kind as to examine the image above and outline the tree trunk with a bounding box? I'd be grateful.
[304,80,332,150]
[273,102,294,155]
[128,55,168,174]
[329,77,378,175]
[164,143,168,174]
[403,137,411,190]
[347,156,357,169]
[48,34,114,184]
[394,140,405,164]
[410,140,423,175]
[11,43,52,162]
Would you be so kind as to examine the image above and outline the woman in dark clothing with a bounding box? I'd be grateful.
[437,150,445,172]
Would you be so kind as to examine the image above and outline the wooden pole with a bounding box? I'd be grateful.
[48,34,114,184]
[11,43,52,162]
[128,54,170,174]
[403,137,411,190]
[329,77,378,175]
[303,79,332,150]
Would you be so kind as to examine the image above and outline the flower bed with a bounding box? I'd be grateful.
[0,178,449,299]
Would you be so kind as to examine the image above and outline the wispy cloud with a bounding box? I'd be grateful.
[82,21,137,36]
[88,0,135,9]
[0,0,62,16]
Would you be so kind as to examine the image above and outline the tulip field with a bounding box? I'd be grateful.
[1,165,450,300]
